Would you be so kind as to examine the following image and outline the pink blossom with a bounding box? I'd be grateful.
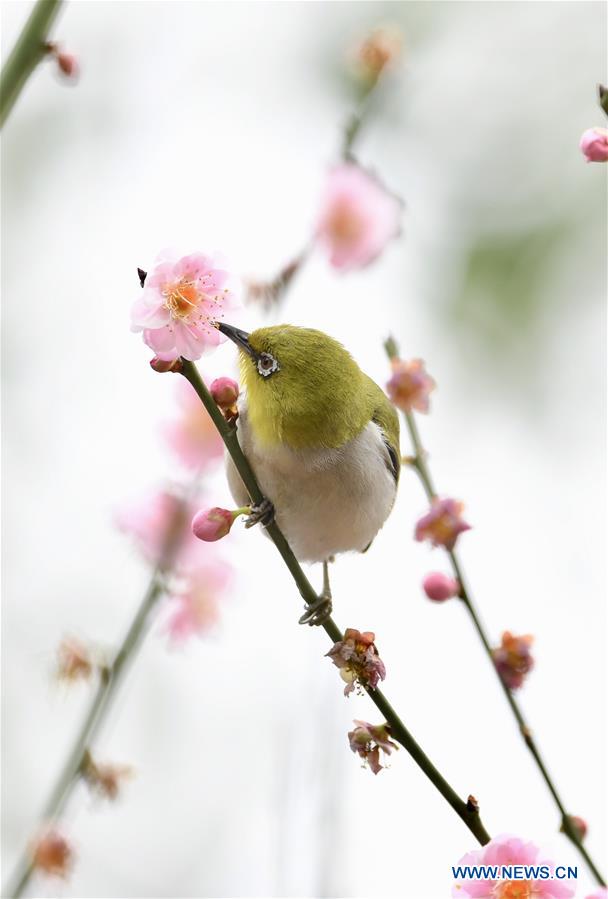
[31,829,73,879]
[492,631,534,690]
[422,572,459,601]
[115,489,202,571]
[164,565,231,643]
[452,834,575,898]
[579,128,608,162]
[131,252,236,361]
[585,890,607,899]
[326,628,386,696]
[55,637,93,682]
[348,720,398,774]
[192,506,247,542]
[162,379,224,471]
[415,497,471,550]
[316,164,401,270]
[386,358,436,413]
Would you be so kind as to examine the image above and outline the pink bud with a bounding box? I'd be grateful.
[150,356,182,374]
[192,507,241,542]
[562,815,588,840]
[56,52,79,80]
[579,127,608,162]
[422,572,459,602]
[210,377,239,411]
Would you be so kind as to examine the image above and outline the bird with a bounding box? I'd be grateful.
[217,322,400,625]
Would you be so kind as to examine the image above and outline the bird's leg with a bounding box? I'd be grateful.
[299,558,333,626]
[244,497,275,529]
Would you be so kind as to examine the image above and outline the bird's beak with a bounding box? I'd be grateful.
[215,322,256,359]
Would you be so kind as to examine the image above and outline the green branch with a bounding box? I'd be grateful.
[385,338,606,886]
[1,0,63,128]
[180,359,492,846]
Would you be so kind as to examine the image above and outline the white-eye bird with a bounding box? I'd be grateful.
[217,322,400,624]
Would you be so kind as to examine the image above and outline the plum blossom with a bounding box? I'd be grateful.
[115,489,202,571]
[415,497,471,550]
[579,128,608,162]
[386,358,436,413]
[31,829,73,879]
[326,628,386,696]
[82,752,133,800]
[162,379,224,471]
[55,637,93,682]
[422,571,459,602]
[452,834,575,898]
[131,253,236,361]
[316,164,401,271]
[348,720,398,774]
[492,631,534,690]
[163,565,231,643]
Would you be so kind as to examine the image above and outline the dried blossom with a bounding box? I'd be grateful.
[492,631,534,690]
[348,720,398,774]
[326,628,386,696]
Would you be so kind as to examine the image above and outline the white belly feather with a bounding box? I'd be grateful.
[226,405,397,563]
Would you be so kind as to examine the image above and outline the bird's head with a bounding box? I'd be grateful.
[217,323,372,449]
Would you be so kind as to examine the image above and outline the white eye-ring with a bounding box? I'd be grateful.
[257,352,280,378]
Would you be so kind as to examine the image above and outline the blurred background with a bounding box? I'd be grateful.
[1,2,606,897]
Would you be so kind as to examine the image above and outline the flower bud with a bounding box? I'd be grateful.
[56,52,79,79]
[561,815,588,841]
[31,829,73,878]
[579,127,608,162]
[149,356,182,373]
[351,26,402,88]
[210,377,239,414]
[422,572,459,602]
[191,506,246,542]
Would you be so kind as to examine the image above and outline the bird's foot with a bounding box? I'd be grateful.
[299,594,333,627]
[244,497,275,529]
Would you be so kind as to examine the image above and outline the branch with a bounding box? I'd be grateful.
[4,560,171,898]
[384,339,606,886]
[0,0,63,128]
[179,359,492,846]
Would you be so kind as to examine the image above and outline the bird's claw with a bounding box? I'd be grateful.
[245,498,275,529]
[299,595,333,627]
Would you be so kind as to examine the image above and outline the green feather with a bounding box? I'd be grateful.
[241,325,400,473]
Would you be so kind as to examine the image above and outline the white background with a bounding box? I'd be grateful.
[1,2,606,897]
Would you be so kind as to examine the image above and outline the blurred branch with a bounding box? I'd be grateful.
[0,0,62,128]
[180,359,492,846]
[247,50,390,308]
[385,338,606,887]
[2,529,186,899]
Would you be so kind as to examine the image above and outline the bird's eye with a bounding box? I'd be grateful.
[257,352,280,378]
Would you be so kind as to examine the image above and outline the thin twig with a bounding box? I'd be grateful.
[180,359,492,846]
[3,571,165,898]
[1,0,63,128]
[384,338,606,886]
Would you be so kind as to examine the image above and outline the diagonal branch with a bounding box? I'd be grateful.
[179,358,492,846]
[384,338,606,886]
[1,0,63,128]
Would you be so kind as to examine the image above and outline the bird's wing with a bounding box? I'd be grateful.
[364,375,401,484]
